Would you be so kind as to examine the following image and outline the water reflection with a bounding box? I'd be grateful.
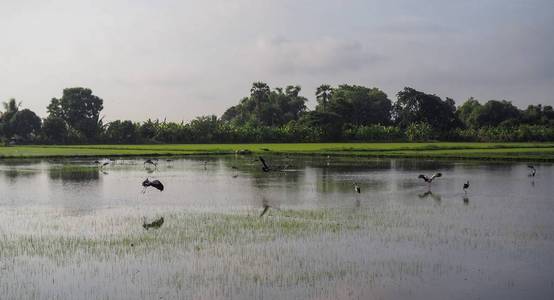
[418,190,442,202]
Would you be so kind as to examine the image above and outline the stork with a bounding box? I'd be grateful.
[463,181,470,193]
[528,165,536,177]
[418,172,442,188]
[353,182,361,194]
[142,178,164,192]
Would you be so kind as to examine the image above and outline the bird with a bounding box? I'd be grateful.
[259,205,271,217]
[528,165,536,177]
[418,173,442,188]
[143,217,164,230]
[353,182,361,193]
[101,161,110,168]
[142,178,164,191]
[259,156,271,172]
[463,181,470,193]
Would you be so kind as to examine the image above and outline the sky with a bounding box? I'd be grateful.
[1,0,553,121]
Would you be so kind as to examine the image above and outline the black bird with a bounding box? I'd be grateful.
[418,173,442,188]
[463,181,470,193]
[528,165,536,177]
[259,205,271,217]
[259,156,271,172]
[143,217,164,230]
[353,182,361,193]
[142,178,164,191]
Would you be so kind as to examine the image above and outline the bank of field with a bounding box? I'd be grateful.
[1,142,554,161]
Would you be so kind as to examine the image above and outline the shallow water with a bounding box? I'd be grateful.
[0,155,553,299]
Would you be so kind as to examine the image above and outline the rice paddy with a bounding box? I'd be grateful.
[0,156,553,299]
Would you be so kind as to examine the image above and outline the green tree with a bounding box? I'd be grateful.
[475,100,521,127]
[315,84,333,112]
[393,87,458,132]
[456,97,483,128]
[250,82,270,120]
[12,109,41,140]
[327,85,392,125]
[48,87,104,142]
[42,117,68,144]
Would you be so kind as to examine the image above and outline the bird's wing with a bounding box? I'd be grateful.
[431,173,442,180]
[259,156,269,169]
[418,174,429,181]
[259,205,270,217]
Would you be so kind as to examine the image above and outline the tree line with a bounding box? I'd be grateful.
[1,84,553,145]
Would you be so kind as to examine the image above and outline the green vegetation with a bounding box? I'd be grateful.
[1,142,553,161]
[1,84,554,145]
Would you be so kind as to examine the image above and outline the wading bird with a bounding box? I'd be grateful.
[142,178,164,191]
[143,217,164,230]
[463,181,470,193]
[528,165,536,177]
[418,172,442,188]
[353,182,361,193]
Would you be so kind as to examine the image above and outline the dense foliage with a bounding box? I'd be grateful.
[1,83,553,145]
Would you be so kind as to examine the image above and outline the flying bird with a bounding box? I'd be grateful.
[418,173,442,188]
[353,182,361,193]
[142,178,164,192]
[143,217,164,230]
[259,156,271,172]
[528,165,536,177]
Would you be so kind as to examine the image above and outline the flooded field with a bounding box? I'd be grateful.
[0,155,553,299]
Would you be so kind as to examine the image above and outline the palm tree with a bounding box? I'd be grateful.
[285,85,301,97]
[1,98,21,119]
[315,84,333,112]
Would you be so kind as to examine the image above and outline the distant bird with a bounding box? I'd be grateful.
[259,205,271,217]
[463,181,470,193]
[143,217,164,230]
[142,178,164,191]
[418,173,442,187]
[528,165,536,177]
[259,156,271,172]
[353,182,361,193]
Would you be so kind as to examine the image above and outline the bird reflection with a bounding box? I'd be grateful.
[259,197,278,217]
[418,190,442,202]
[463,195,469,205]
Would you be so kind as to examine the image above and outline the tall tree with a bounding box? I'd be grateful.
[327,85,392,125]
[250,82,270,120]
[393,87,458,131]
[475,100,521,127]
[315,84,333,112]
[48,87,104,142]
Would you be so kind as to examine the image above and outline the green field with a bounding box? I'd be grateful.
[1,142,554,161]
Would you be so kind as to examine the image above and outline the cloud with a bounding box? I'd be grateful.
[246,37,385,75]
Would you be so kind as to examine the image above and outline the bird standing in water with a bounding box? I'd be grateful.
[528,165,536,177]
[353,182,361,193]
[463,181,470,193]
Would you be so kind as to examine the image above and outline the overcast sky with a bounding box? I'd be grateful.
[1,0,553,121]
